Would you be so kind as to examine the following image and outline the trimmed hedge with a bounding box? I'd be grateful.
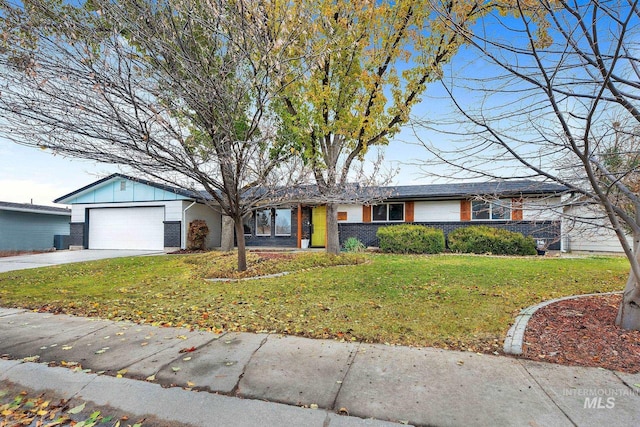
[376,224,445,254]
[447,226,537,256]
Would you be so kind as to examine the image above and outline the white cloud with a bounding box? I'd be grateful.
[0,178,66,206]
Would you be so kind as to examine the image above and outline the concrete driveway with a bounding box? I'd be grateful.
[0,250,163,273]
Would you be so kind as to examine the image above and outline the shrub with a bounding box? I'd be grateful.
[343,237,366,253]
[447,226,537,256]
[376,224,445,254]
[187,219,209,250]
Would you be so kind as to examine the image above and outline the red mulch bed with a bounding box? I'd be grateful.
[522,293,640,373]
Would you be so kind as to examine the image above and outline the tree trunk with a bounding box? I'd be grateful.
[234,217,248,272]
[615,273,640,329]
[616,236,640,329]
[325,203,340,255]
[220,215,235,251]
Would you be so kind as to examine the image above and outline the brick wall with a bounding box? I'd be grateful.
[338,220,562,250]
[164,221,181,247]
[70,222,85,247]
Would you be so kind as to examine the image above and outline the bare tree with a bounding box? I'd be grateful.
[0,0,311,271]
[419,0,640,328]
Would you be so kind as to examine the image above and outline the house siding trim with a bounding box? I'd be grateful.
[460,200,471,221]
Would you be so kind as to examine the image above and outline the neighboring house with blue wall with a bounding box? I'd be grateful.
[0,201,71,251]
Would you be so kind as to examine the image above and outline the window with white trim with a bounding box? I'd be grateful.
[251,208,292,236]
[255,209,272,236]
[275,209,292,236]
[372,203,404,222]
[471,200,511,220]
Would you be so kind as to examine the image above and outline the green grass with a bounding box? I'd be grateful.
[0,252,629,352]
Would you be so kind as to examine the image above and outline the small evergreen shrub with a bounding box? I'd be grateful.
[187,219,209,250]
[447,226,537,256]
[343,237,366,253]
[376,224,445,254]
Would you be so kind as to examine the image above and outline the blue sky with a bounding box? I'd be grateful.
[0,141,119,206]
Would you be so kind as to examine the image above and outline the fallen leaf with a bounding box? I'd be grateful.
[179,347,196,353]
[61,345,73,350]
[176,335,188,340]
[171,367,181,372]
[68,402,86,414]
[146,374,156,381]
[183,357,192,361]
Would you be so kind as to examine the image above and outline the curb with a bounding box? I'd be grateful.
[503,291,622,355]
[0,360,403,427]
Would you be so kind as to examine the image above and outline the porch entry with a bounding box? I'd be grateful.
[311,206,326,247]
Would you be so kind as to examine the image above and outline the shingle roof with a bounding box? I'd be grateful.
[0,201,71,215]
[56,174,568,206]
[382,180,567,200]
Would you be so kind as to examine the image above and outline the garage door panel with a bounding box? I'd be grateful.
[89,207,164,250]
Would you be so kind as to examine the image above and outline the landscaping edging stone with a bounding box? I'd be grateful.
[503,291,622,355]
[205,271,291,282]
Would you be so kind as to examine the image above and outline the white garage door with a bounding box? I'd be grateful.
[89,207,165,250]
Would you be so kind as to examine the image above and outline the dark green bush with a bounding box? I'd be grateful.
[376,224,445,254]
[447,226,537,256]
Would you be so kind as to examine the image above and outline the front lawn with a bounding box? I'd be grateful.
[0,252,629,352]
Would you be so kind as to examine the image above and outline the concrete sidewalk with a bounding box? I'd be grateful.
[1,308,639,426]
[0,250,163,273]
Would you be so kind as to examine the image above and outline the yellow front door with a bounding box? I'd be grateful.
[311,206,326,247]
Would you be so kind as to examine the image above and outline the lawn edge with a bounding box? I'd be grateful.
[503,291,622,355]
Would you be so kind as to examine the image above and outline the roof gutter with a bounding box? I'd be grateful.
[0,207,71,216]
[182,201,197,249]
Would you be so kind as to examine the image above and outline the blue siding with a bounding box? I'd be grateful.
[0,211,70,251]
[65,178,190,204]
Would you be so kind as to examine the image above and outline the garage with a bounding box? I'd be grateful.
[88,207,165,250]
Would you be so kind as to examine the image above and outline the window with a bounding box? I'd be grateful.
[120,181,127,191]
[243,214,253,235]
[471,200,511,220]
[274,209,292,236]
[372,203,404,222]
[252,208,292,236]
[255,209,272,236]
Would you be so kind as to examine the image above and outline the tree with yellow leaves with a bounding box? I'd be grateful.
[275,0,485,253]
